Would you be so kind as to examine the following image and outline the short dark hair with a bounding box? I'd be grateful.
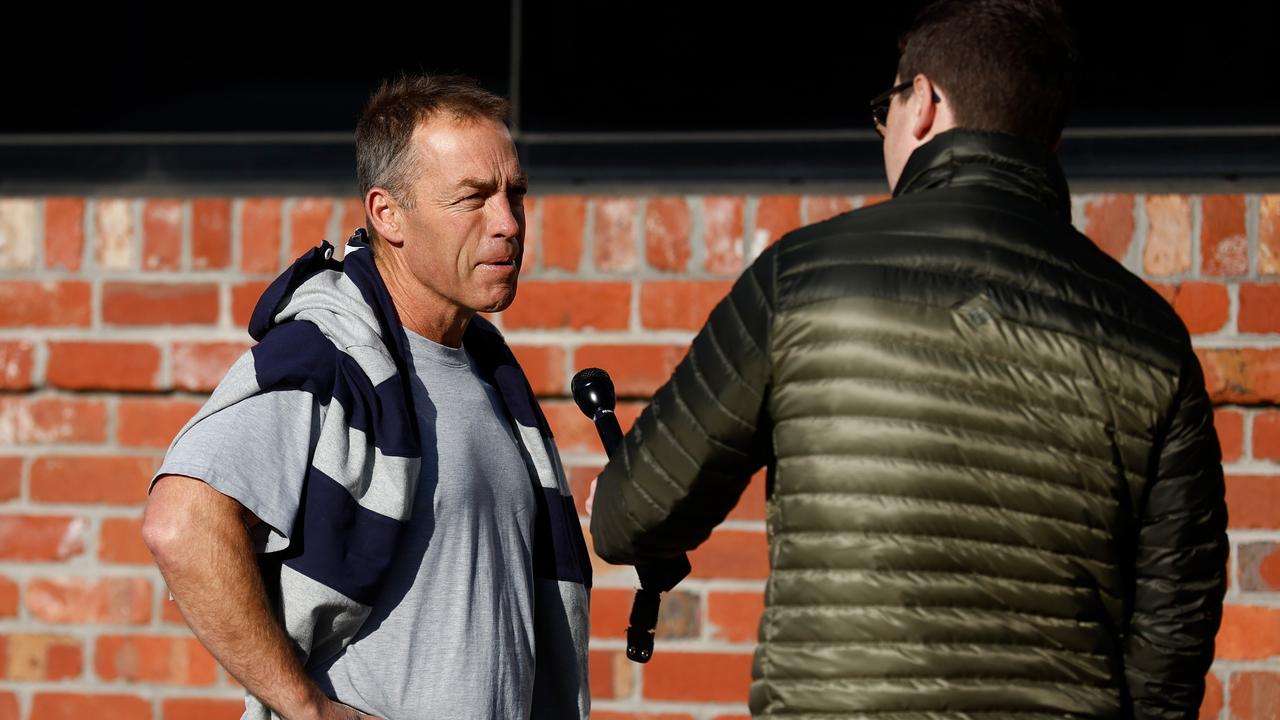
[355,75,511,215]
[897,0,1077,147]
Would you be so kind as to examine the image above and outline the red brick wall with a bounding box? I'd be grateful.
[0,193,1277,719]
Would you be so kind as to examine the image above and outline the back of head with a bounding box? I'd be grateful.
[898,0,1077,148]
[355,75,511,243]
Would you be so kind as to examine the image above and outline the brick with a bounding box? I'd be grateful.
[0,577,17,617]
[30,456,154,505]
[192,199,232,269]
[171,342,250,393]
[1143,195,1193,276]
[589,649,633,700]
[502,282,631,330]
[118,398,202,448]
[338,197,366,238]
[94,198,134,271]
[590,588,634,640]
[1238,542,1280,592]
[689,529,769,580]
[708,590,764,643]
[161,596,186,626]
[509,345,567,396]
[45,197,85,271]
[26,577,152,625]
[1239,283,1280,334]
[142,199,184,271]
[30,693,150,720]
[1256,411,1280,461]
[1214,409,1244,463]
[593,707,696,712]
[0,198,38,270]
[1147,282,1176,305]
[1217,604,1280,659]
[590,588,699,640]
[95,635,217,685]
[753,195,802,256]
[0,341,33,390]
[594,198,639,272]
[802,195,856,224]
[161,698,245,720]
[704,196,746,274]
[574,345,687,397]
[0,281,91,327]
[1230,672,1280,720]
[240,198,283,273]
[642,651,753,701]
[542,400,643,455]
[46,341,161,391]
[232,280,271,328]
[640,281,732,330]
[1226,476,1280,530]
[644,197,691,272]
[103,282,219,326]
[654,590,701,639]
[1170,282,1229,334]
[568,464,601,517]
[1200,672,1222,720]
[0,516,85,561]
[541,196,586,271]
[100,517,150,565]
[1202,195,1249,276]
[1197,349,1280,404]
[3,634,82,680]
[726,469,767,521]
[0,396,107,445]
[0,458,19,502]
[1262,195,1280,275]
[289,198,334,258]
[518,196,538,271]
[1084,194,1136,262]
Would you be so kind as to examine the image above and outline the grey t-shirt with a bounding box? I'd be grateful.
[158,329,538,719]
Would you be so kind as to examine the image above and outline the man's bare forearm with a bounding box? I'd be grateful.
[145,475,333,720]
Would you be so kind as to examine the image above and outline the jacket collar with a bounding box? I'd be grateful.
[893,129,1072,221]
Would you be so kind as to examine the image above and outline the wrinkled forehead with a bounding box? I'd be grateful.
[409,115,524,189]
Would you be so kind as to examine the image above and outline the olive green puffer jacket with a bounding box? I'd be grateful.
[591,129,1228,720]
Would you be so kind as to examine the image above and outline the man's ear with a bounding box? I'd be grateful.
[909,73,939,142]
[367,188,404,247]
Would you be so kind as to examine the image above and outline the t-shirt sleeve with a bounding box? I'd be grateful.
[153,384,323,553]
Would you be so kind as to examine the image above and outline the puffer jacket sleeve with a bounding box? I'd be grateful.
[1124,348,1229,719]
[590,244,777,565]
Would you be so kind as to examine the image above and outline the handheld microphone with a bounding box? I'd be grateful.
[571,367,691,663]
[571,367,624,455]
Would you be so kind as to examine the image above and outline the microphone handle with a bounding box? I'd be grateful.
[591,410,625,457]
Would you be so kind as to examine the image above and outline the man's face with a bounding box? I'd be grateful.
[394,115,527,317]
[881,78,915,192]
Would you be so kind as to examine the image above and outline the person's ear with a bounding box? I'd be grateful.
[909,73,939,142]
[367,188,405,247]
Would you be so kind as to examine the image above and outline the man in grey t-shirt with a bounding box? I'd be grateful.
[142,76,574,720]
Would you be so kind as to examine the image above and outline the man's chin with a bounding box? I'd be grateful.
[476,289,518,315]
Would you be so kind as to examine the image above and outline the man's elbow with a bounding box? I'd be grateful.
[143,475,225,566]
[141,491,190,565]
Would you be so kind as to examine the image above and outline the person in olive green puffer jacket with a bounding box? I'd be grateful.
[589,1,1228,718]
